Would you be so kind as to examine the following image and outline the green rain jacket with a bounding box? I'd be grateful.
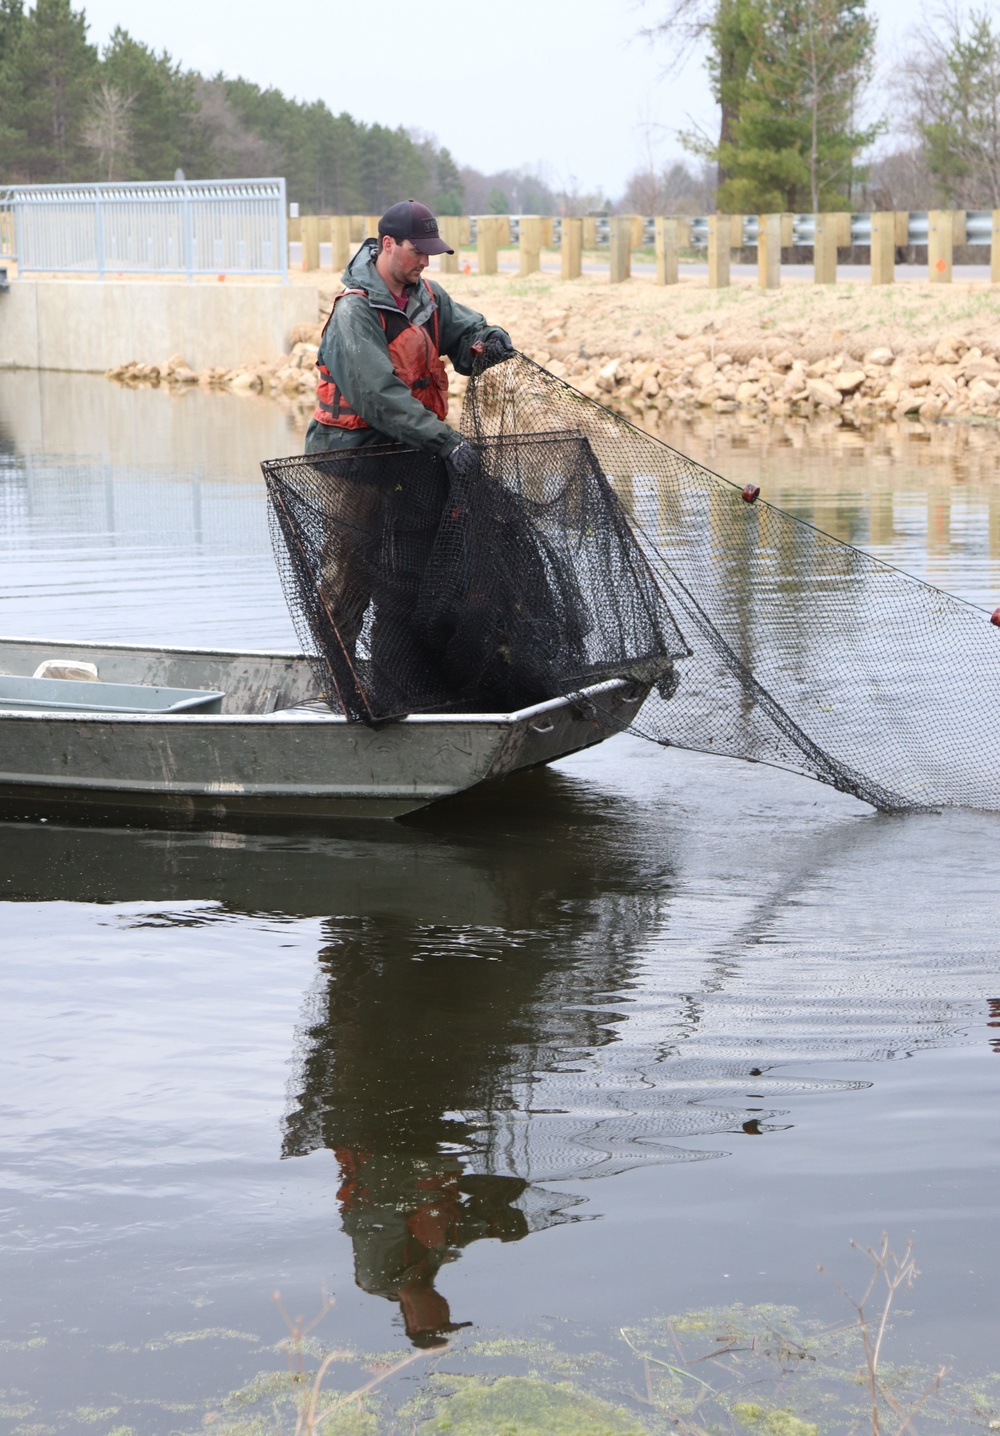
[304,239,509,457]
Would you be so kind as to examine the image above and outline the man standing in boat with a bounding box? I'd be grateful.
[304,201,512,464]
[302,201,513,676]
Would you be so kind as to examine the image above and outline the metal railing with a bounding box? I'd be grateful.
[0,178,288,279]
[473,212,995,248]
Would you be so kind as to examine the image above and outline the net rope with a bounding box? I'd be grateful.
[263,352,1000,811]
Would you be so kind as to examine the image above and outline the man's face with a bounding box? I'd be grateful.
[383,236,429,288]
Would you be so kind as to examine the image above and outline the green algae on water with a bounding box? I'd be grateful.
[731,1402,819,1436]
[416,1374,647,1435]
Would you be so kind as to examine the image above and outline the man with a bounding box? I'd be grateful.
[305,200,513,464]
[300,201,513,706]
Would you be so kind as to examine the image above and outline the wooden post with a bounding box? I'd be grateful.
[834,212,852,246]
[672,216,692,249]
[655,217,678,284]
[780,212,794,247]
[460,216,471,245]
[540,217,554,248]
[561,216,582,279]
[348,215,364,242]
[287,214,302,243]
[928,210,954,282]
[330,215,352,270]
[758,213,781,289]
[477,216,499,275]
[519,215,541,276]
[610,215,632,282]
[300,215,320,271]
[496,215,511,246]
[895,211,911,246]
[871,211,895,285]
[708,214,730,288]
[581,216,597,248]
[814,212,837,284]
[438,216,461,273]
[630,214,645,248]
[953,211,968,246]
[317,214,332,266]
[992,210,1000,284]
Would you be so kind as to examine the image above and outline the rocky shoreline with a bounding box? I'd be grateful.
[105,267,1000,428]
[106,328,1000,429]
[553,334,999,424]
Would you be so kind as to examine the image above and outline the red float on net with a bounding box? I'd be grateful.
[742,484,761,504]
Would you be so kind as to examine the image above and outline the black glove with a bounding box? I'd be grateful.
[446,439,480,480]
[471,331,515,369]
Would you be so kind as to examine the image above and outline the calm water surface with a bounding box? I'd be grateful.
[0,373,998,1431]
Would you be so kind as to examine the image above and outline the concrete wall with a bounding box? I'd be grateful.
[0,279,319,373]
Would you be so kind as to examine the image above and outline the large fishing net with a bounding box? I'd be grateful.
[263,352,1000,812]
[263,429,686,722]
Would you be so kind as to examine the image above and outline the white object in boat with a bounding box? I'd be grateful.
[32,659,99,682]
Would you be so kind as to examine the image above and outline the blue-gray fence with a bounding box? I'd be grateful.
[0,179,288,279]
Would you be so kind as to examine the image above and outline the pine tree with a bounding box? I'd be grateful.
[0,0,23,64]
[358,123,429,212]
[434,147,464,214]
[0,0,26,161]
[98,27,204,180]
[2,0,97,181]
[685,0,879,211]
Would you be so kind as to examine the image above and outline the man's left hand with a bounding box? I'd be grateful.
[471,332,515,368]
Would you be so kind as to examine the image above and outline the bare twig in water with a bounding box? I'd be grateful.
[272,1287,426,1434]
[301,1348,425,1434]
[820,1233,948,1436]
[273,1287,334,1388]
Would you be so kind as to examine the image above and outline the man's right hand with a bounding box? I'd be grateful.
[446,440,480,480]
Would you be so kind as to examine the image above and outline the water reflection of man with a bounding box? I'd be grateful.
[333,1149,528,1347]
[281,909,548,1347]
[280,789,662,1347]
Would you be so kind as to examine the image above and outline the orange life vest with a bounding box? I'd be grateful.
[313,278,449,429]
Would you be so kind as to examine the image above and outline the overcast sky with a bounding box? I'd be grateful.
[79,0,917,199]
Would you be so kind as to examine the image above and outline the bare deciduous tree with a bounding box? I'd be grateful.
[82,80,134,181]
[621,159,715,212]
[901,5,1000,206]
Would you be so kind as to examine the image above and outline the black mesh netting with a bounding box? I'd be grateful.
[263,426,687,723]
[263,352,1000,811]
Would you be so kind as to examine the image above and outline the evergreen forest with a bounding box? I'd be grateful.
[0,0,515,213]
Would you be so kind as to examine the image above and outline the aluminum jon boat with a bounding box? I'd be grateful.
[0,637,666,823]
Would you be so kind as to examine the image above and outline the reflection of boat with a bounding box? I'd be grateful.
[0,782,674,1348]
[0,636,665,823]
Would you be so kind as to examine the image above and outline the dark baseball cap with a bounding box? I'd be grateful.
[378,200,454,255]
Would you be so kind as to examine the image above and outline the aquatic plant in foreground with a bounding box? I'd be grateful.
[192,1236,999,1435]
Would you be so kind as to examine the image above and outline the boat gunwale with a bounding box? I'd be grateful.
[0,669,647,727]
[0,635,305,660]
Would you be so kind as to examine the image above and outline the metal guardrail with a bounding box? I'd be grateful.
[473,212,996,249]
[0,179,288,279]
